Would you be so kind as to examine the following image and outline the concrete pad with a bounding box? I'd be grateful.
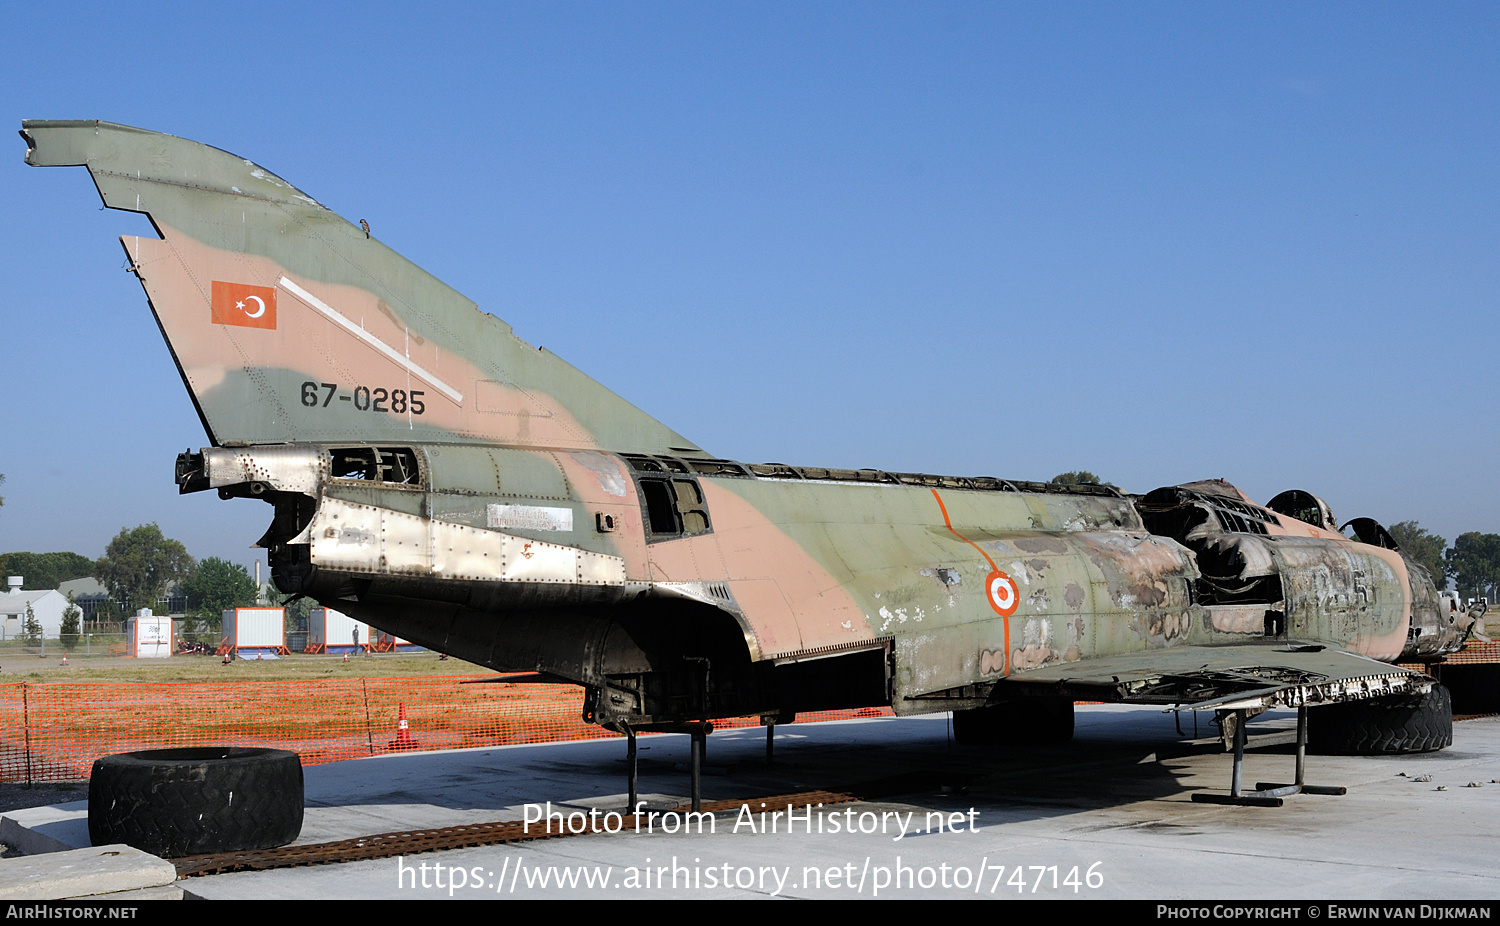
[2,802,88,851]
[93,884,189,899]
[11,707,1500,899]
[0,816,73,855]
[178,707,1500,899]
[0,844,176,899]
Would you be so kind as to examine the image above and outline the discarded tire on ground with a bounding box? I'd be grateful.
[952,699,1075,747]
[88,747,303,858]
[1308,685,1453,755]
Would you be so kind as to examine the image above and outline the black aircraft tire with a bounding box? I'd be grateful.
[951,706,999,745]
[1021,698,1075,745]
[952,700,1075,747]
[88,747,303,858]
[1308,686,1453,756]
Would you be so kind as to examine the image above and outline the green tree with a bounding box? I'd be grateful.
[1387,521,1448,591]
[59,593,81,650]
[21,603,41,646]
[94,524,193,616]
[1445,532,1500,602]
[0,552,96,590]
[178,557,258,629]
[88,598,120,627]
[1050,471,1115,488]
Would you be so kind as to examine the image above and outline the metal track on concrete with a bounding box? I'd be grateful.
[173,789,860,878]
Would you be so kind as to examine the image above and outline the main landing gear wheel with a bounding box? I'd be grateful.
[88,747,304,858]
[1308,685,1453,755]
[952,699,1074,747]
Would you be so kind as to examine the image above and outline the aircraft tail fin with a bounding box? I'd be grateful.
[21,120,702,454]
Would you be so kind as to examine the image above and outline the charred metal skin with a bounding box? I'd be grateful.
[28,121,1470,735]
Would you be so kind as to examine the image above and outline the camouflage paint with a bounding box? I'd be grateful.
[23,121,1468,728]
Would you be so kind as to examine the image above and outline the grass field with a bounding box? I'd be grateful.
[0,650,493,683]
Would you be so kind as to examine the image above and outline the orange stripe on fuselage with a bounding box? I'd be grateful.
[931,489,1011,675]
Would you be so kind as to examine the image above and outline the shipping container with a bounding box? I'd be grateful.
[308,607,369,653]
[221,607,287,654]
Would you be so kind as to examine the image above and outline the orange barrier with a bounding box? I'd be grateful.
[1398,640,1500,674]
[216,643,291,656]
[1446,640,1500,666]
[0,678,893,783]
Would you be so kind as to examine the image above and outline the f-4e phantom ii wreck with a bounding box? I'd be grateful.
[23,121,1486,803]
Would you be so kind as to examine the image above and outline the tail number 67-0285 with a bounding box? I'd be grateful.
[301,381,425,415]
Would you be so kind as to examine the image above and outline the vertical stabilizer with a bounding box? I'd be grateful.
[21,120,703,454]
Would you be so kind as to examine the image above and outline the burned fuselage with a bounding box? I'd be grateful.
[177,442,1461,727]
[27,119,1470,733]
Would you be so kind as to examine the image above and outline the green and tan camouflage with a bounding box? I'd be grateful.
[22,120,1478,734]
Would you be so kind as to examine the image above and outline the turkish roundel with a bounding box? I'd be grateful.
[211,281,277,330]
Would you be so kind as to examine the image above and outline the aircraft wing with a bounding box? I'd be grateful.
[997,643,1430,712]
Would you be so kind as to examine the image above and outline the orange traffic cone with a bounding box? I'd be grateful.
[60,656,68,666]
[388,703,418,750]
[342,652,349,663]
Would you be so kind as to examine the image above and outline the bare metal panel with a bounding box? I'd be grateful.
[308,496,623,587]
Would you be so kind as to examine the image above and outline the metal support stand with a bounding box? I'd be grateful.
[1253,703,1346,798]
[1173,709,1201,738]
[623,719,712,812]
[1191,705,1346,807]
[766,722,775,765]
[690,728,705,812]
[625,725,638,812]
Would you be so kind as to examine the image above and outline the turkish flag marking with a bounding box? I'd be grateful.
[211,281,277,330]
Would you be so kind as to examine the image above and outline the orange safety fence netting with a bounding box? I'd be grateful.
[0,678,893,783]
[1399,640,1500,674]
[1444,640,1500,666]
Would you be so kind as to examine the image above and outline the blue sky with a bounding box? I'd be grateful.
[1,3,1496,573]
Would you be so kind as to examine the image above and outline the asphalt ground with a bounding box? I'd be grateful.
[7,705,1498,900]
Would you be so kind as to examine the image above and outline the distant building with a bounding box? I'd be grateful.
[57,577,110,621]
[55,577,186,621]
[2,577,74,639]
